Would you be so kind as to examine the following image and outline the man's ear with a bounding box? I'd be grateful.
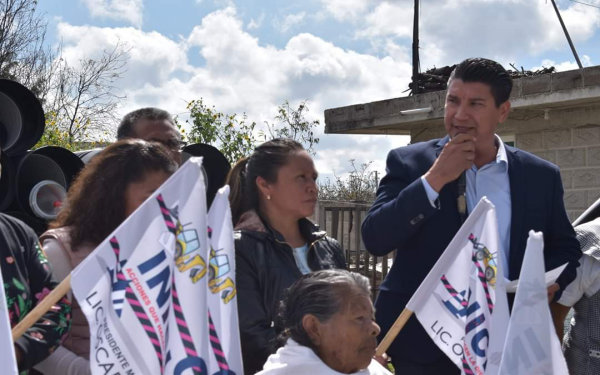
[498,100,511,123]
[302,314,322,346]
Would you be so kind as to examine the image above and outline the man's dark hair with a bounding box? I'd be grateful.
[448,58,513,107]
[117,107,175,139]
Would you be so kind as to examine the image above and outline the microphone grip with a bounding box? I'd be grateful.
[457,172,467,219]
[457,172,466,197]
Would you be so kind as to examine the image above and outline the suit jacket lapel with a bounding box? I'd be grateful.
[434,136,448,157]
[507,147,526,280]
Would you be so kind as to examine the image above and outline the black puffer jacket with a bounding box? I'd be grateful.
[234,210,346,374]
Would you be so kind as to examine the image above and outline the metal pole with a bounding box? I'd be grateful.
[412,0,420,94]
[550,0,583,69]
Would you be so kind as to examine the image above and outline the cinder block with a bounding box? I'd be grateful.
[573,126,600,147]
[560,169,573,189]
[351,104,371,121]
[552,70,583,91]
[517,132,543,151]
[588,147,600,166]
[543,129,572,148]
[556,148,586,168]
[535,150,556,164]
[587,189,600,206]
[324,107,350,122]
[510,78,523,98]
[373,99,400,118]
[583,66,600,87]
[573,168,600,188]
[522,75,551,96]
[564,190,587,210]
[411,128,445,143]
[567,210,581,223]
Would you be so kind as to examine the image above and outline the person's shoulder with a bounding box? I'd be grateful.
[0,213,37,239]
[318,234,344,254]
[234,228,269,258]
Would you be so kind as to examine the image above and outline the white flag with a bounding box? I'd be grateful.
[497,231,568,374]
[206,186,244,374]
[406,197,506,375]
[484,252,510,375]
[71,158,223,374]
[0,266,18,375]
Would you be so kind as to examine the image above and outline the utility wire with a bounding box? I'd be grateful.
[569,0,600,9]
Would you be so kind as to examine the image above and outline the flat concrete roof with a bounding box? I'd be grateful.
[324,66,600,135]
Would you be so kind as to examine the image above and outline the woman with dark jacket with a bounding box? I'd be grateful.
[227,138,346,374]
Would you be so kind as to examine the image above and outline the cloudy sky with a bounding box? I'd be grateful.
[38,0,600,178]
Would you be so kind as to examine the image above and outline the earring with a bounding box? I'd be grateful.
[266,194,271,200]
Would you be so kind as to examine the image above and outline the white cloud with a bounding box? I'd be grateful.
[320,0,374,22]
[56,22,193,120]
[532,55,593,72]
[57,23,189,87]
[356,2,413,39]
[275,12,307,33]
[350,0,600,69]
[55,6,412,174]
[247,12,265,30]
[81,0,143,28]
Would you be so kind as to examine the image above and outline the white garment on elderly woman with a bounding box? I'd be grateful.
[256,339,391,375]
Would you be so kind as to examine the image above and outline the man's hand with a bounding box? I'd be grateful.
[424,133,476,192]
[547,283,560,302]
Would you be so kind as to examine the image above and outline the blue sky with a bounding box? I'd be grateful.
[36,0,600,177]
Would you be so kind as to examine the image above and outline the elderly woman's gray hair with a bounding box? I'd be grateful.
[276,269,372,348]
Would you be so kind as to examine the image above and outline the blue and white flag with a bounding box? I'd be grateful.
[497,231,568,374]
[71,158,242,374]
[206,186,243,373]
[406,197,508,375]
[0,266,18,375]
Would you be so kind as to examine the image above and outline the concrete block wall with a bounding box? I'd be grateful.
[516,124,600,222]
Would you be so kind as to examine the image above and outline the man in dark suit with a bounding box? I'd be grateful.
[361,57,581,374]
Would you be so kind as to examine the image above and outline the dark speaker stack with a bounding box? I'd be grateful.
[0,79,84,234]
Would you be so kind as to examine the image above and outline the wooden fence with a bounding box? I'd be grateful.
[314,200,395,299]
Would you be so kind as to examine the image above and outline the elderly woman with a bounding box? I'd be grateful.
[258,269,391,375]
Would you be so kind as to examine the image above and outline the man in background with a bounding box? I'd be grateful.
[117,107,183,165]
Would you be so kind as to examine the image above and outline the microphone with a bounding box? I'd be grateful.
[457,172,467,222]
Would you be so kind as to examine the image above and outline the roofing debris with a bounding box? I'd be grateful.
[408,64,557,95]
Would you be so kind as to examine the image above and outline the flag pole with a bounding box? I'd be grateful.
[11,274,71,341]
[375,307,413,356]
